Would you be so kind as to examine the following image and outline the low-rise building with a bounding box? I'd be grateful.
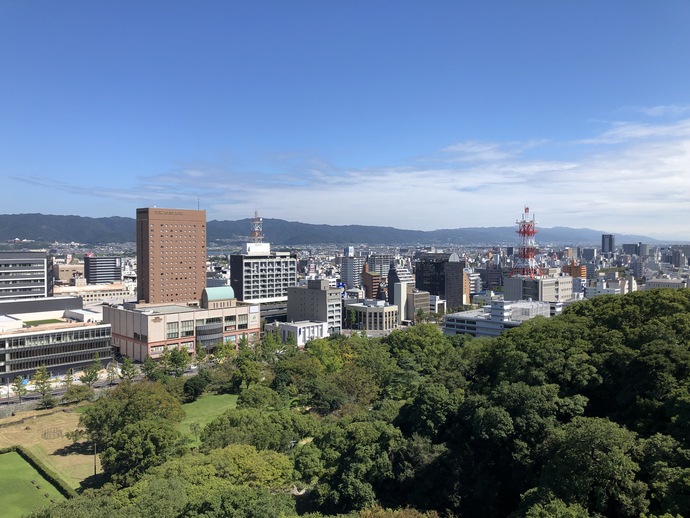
[0,296,112,383]
[264,320,328,348]
[644,278,687,290]
[443,299,552,339]
[54,281,136,305]
[345,299,399,334]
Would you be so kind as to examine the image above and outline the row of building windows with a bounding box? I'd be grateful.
[7,339,111,360]
[0,271,44,277]
[0,328,110,349]
[5,346,111,374]
[150,341,195,354]
[0,262,45,268]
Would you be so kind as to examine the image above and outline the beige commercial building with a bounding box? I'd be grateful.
[104,287,260,362]
[136,207,207,304]
[54,282,135,305]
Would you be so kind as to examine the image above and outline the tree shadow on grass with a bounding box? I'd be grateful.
[78,472,109,491]
[54,441,92,456]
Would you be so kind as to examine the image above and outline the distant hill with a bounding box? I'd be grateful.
[0,213,663,246]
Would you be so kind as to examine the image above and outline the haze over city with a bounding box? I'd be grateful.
[2,2,690,240]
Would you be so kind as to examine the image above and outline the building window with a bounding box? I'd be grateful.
[181,320,194,337]
[166,321,179,339]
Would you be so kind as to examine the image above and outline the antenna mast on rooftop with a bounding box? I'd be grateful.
[250,210,264,243]
[511,205,542,278]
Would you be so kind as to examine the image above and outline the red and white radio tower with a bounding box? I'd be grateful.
[250,210,264,243]
[512,206,542,278]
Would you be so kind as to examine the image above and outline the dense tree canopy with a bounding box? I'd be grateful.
[38,289,690,516]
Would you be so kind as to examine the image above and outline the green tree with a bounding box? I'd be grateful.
[347,308,357,330]
[12,375,27,402]
[189,421,201,442]
[237,385,284,411]
[539,417,649,517]
[168,348,191,377]
[183,374,209,402]
[142,354,163,381]
[201,408,317,453]
[286,331,297,346]
[231,359,261,390]
[106,361,118,386]
[100,418,183,485]
[118,357,137,383]
[62,368,74,389]
[62,384,94,403]
[77,380,185,447]
[33,364,56,408]
[195,342,207,365]
[79,355,102,387]
[313,419,405,514]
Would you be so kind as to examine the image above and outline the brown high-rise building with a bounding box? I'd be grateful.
[136,208,207,304]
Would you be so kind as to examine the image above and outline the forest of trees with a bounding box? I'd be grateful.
[29,288,690,517]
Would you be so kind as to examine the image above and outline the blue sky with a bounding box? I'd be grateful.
[2,1,690,240]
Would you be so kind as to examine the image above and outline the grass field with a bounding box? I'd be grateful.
[178,393,238,443]
[0,392,237,498]
[0,407,98,490]
[0,451,66,518]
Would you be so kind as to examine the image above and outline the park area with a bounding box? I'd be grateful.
[0,450,66,517]
[0,391,238,515]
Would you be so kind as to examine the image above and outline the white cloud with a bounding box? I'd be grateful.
[10,114,690,240]
[636,105,690,117]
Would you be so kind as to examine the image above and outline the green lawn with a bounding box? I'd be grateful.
[24,319,63,326]
[0,451,66,518]
[178,393,238,443]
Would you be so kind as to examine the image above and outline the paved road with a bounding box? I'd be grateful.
[1,375,145,407]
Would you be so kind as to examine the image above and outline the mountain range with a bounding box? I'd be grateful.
[0,213,663,247]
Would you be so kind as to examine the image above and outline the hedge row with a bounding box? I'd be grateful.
[0,445,78,499]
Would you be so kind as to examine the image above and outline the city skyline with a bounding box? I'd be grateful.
[2,2,690,239]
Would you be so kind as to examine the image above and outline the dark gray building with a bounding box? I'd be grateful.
[84,255,123,284]
[0,251,53,301]
[601,234,615,255]
[414,252,469,309]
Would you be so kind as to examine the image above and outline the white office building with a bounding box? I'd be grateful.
[443,299,552,339]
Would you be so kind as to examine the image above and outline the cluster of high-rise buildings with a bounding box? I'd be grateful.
[1,205,688,384]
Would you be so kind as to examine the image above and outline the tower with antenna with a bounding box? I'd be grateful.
[250,210,264,243]
[511,206,542,278]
